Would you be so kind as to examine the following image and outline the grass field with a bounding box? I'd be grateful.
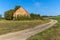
[27,16,60,40]
[0,19,49,35]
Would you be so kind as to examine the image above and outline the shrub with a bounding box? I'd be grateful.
[14,15,31,20]
[30,13,41,19]
[4,10,14,20]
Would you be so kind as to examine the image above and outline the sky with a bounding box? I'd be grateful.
[0,0,60,16]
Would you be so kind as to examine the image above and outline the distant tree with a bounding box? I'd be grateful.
[30,13,41,19]
[42,15,48,17]
[4,10,14,20]
[0,14,2,19]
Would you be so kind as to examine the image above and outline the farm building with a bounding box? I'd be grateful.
[13,6,30,18]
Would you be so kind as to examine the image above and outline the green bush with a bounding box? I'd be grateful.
[14,15,31,20]
[30,13,41,19]
[4,10,14,20]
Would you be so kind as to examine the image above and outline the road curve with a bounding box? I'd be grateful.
[0,20,58,40]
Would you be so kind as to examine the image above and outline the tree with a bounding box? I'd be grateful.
[0,14,2,19]
[14,6,21,12]
[4,10,14,20]
[4,6,21,20]
[30,13,41,19]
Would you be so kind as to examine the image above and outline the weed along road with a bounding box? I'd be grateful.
[0,20,57,40]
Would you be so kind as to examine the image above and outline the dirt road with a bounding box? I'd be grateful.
[0,20,57,40]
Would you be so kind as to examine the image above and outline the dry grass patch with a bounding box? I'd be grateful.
[0,19,49,35]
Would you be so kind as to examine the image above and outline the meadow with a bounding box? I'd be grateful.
[0,19,49,35]
[27,16,60,40]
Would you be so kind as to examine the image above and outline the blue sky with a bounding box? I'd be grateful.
[0,0,60,16]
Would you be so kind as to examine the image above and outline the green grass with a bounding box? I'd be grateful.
[27,16,60,40]
[0,19,49,35]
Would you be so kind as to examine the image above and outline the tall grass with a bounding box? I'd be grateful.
[27,16,60,40]
[0,19,49,35]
